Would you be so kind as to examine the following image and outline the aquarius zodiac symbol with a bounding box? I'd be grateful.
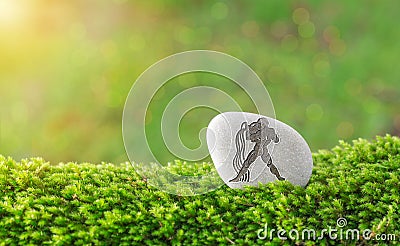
[229,118,285,182]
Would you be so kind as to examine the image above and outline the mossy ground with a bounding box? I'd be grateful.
[1,135,399,245]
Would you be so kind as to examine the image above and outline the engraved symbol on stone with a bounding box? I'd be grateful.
[207,112,313,188]
[229,118,285,182]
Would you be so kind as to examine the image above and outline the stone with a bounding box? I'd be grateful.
[206,112,313,188]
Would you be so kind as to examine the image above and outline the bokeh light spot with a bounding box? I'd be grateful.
[306,103,324,121]
[211,2,228,20]
[292,8,310,25]
[298,21,315,38]
[329,39,346,56]
[323,25,340,42]
[336,121,354,139]
[363,97,381,115]
[241,21,259,38]
[270,20,288,39]
[313,60,331,77]
[175,26,194,45]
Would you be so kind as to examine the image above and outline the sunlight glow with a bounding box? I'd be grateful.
[0,0,27,28]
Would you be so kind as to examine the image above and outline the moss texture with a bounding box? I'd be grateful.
[1,135,399,245]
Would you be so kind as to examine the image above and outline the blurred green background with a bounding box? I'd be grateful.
[1,0,399,164]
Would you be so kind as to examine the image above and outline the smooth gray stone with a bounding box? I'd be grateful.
[207,112,313,188]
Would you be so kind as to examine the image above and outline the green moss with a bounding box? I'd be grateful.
[1,135,399,245]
